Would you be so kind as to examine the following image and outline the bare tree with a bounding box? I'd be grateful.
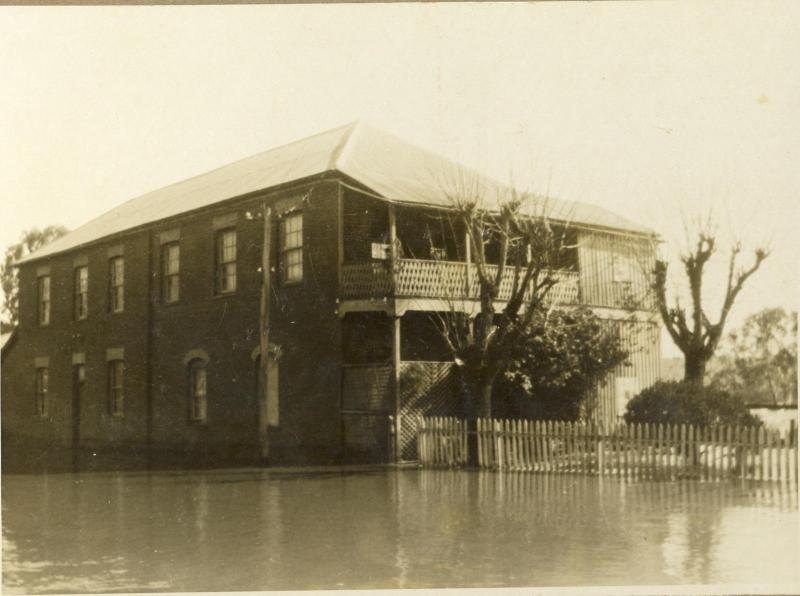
[432,184,574,421]
[653,222,769,384]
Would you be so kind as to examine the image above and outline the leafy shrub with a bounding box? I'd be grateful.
[497,307,629,421]
[624,380,761,427]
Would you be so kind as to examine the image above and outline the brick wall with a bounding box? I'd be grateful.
[2,177,345,471]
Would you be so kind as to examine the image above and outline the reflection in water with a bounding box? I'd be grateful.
[2,469,798,593]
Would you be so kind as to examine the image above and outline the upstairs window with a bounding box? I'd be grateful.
[280,213,303,284]
[612,253,633,283]
[162,243,180,304]
[108,360,125,416]
[109,257,124,313]
[74,266,89,320]
[188,359,208,423]
[215,229,237,294]
[35,367,48,416]
[37,276,50,326]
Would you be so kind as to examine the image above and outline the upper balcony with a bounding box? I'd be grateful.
[337,185,654,315]
[341,258,580,306]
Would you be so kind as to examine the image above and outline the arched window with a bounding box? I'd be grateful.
[188,359,208,423]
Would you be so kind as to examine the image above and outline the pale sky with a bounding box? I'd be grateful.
[2,2,798,356]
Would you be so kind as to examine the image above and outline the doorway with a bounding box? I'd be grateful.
[72,363,86,471]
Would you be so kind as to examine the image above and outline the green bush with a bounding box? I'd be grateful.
[624,380,761,427]
[497,307,629,421]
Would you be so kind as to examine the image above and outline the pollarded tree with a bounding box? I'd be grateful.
[433,186,575,420]
[653,226,769,384]
[1,225,69,328]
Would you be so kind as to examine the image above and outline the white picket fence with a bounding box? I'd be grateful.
[416,416,798,484]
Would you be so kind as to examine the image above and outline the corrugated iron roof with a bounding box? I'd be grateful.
[18,121,653,264]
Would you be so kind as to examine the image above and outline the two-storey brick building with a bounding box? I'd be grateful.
[1,122,661,472]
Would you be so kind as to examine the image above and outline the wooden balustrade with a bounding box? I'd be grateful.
[341,258,580,304]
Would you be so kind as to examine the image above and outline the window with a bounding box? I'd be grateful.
[37,276,50,325]
[74,266,88,320]
[108,360,124,416]
[109,257,124,312]
[35,367,48,416]
[612,253,633,283]
[162,243,180,304]
[280,213,303,284]
[188,360,208,423]
[215,229,237,294]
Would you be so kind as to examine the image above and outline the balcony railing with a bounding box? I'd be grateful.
[341,258,580,304]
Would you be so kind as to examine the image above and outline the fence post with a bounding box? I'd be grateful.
[507,419,516,471]
[434,416,442,466]
[418,416,424,465]
[597,422,605,476]
[476,418,483,469]
[490,418,496,470]
[418,416,426,465]
[680,424,685,475]
[791,420,798,486]
[540,420,546,472]
[736,425,744,480]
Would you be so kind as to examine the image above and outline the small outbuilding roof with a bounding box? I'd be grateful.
[18,122,653,264]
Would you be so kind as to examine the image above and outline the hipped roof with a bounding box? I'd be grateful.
[19,121,653,264]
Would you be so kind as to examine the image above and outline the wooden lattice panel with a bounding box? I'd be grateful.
[342,365,393,412]
[397,361,460,461]
[489,265,580,304]
[340,262,393,298]
[341,258,580,305]
[394,260,470,298]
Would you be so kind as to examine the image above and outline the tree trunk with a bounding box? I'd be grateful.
[476,381,493,419]
[684,353,706,385]
[466,377,493,467]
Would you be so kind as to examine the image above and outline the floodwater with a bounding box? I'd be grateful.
[2,468,798,593]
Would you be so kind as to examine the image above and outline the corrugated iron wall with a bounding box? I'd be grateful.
[588,319,661,427]
[577,231,656,309]
[576,229,661,425]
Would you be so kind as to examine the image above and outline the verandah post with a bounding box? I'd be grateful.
[477,419,484,468]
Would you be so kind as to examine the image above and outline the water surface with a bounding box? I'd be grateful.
[2,468,798,593]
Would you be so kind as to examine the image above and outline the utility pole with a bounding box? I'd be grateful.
[258,204,272,462]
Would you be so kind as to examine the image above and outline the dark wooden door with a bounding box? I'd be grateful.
[72,364,86,471]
